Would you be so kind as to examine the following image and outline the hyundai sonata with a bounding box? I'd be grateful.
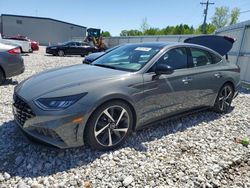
[13,35,240,150]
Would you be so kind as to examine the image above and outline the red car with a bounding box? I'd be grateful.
[6,35,39,51]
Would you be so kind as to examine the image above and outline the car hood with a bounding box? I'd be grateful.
[83,52,105,63]
[16,64,128,100]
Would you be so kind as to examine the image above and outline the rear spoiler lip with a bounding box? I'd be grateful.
[223,36,236,43]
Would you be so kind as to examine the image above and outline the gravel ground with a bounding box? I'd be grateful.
[1,47,250,188]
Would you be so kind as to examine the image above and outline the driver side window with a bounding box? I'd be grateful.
[149,47,188,72]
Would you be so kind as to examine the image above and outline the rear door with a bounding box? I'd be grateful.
[185,47,225,106]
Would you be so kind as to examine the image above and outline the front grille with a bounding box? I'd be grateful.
[13,94,35,126]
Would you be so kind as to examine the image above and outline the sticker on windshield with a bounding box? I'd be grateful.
[134,47,152,52]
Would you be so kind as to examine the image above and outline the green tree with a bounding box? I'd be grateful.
[141,17,149,34]
[230,8,240,25]
[120,29,143,36]
[196,23,216,34]
[211,6,229,29]
[144,27,160,35]
[211,6,240,29]
[101,31,111,37]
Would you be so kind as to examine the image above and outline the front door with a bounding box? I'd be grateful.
[67,42,78,55]
[141,47,196,125]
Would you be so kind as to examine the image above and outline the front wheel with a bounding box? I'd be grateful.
[58,50,64,57]
[213,84,234,113]
[85,101,133,150]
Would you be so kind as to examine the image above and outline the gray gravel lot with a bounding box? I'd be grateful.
[0,47,250,188]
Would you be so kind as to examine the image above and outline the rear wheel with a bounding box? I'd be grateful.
[213,84,234,113]
[85,101,133,150]
[0,69,5,85]
[58,50,64,57]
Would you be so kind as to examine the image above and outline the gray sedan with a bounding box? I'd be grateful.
[13,36,240,150]
[0,43,25,85]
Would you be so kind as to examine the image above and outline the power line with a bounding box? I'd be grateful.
[200,0,214,34]
[240,10,250,14]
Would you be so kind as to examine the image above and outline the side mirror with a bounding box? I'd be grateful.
[155,64,174,75]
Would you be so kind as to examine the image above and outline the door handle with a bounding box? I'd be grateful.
[214,73,222,78]
[182,77,192,84]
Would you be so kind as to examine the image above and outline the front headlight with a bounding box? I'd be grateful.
[35,93,87,110]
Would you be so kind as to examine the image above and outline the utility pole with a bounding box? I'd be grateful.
[200,0,214,34]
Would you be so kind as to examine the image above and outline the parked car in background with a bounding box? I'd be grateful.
[13,35,240,150]
[0,33,32,53]
[83,44,124,64]
[0,43,24,85]
[6,35,39,51]
[46,41,98,57]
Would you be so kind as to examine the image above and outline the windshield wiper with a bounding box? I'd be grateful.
[93,64,117,70]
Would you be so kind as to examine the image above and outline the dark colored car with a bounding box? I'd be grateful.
[0,43,24,85]
[83,44,123,64]
[13,35,240,150]
[6,36,39,52]
[46,41,98,57]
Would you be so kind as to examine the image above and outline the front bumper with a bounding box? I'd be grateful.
[12,94,89,148]
[31,45,39,51]
[46,48,56,55]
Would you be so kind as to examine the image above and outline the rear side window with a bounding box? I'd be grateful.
[149,47,188,72]
[211,53,222,64]
[69,42,76,46]
[190,48,213,67]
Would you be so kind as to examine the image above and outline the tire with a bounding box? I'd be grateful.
[213,83,234,113]
[85,100,133,150]
[58,50,64,57]
[0,69,5,85]
[81,52,89,57]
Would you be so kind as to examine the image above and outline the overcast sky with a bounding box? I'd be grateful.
[1,0,250,36]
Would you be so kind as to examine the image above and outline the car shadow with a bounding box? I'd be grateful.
[21,53,29,56]
[44,54,84,58]
[1,79,18,86]
[0,108,225,178]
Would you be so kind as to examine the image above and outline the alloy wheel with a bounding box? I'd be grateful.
[218,85,233,112]
[58,50,64,57]
[94,106,130,147]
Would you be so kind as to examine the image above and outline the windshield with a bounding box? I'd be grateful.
[61,41,72,45]
[93,44,162,72]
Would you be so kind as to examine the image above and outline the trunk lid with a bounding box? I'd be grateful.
[184,35,235,56]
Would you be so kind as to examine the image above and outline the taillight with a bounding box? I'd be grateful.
[8,47,21,54]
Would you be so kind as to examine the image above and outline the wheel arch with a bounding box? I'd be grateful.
[213,80,236,106]
[222,80,235,93]
[0,65,6,78]
[83,95,138,138]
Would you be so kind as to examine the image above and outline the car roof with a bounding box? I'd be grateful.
[121,42,223,57]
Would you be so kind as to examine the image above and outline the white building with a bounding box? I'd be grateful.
[0,14,87,46]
